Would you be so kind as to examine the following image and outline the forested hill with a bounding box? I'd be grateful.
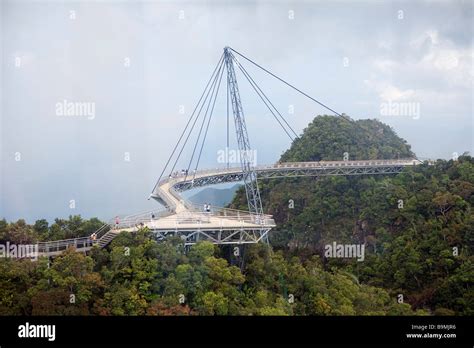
[229,115,474,315]
[280,115,414,162]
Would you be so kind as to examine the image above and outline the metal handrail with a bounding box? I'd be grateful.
[112,208,175,229]
[272,159,418,168]
[155,158,420,196]
[185,202,270,218]
[37,222,112,254]
[37,236,93,254]
[147,212,274,226]
[157,158,419,189]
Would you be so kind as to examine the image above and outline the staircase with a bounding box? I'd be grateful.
[97,230,120,248]
[37,223,121,258]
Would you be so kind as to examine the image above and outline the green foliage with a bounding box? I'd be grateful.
[28,249,104,315]
[0,215,106,243]
[280,115,414,162]
[0,229,423,316]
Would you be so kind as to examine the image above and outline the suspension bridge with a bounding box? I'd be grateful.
[37,47,420,257]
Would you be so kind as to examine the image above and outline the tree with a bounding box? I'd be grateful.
[29,249,104,315]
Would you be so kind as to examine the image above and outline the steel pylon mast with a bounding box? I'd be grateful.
[224,47,263,216]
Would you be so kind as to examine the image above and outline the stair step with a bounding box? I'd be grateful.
[96,231,120,248]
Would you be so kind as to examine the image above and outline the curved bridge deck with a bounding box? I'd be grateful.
[36,159,418,257]
[158,159,419,194]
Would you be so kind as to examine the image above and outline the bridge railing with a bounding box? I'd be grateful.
[37,236,93,255]
[113,208,175,230]
[157,167,242,187]
[183,202,274,226]
[150,210,275,227]
[157,159,419,193]
[112,204,274,229]
[271,159,419,169]
[37,223,111,255]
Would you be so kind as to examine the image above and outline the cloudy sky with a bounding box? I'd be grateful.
[1,0,473,222]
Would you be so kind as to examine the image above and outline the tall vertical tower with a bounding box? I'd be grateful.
[224,47,263,217]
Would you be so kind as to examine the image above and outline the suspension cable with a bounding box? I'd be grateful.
[231,52,299,140]
[185,59,225,179]
[168,57,225,179]
[231,54,295,141]
[230,48,347,119]
[193,61,226,179]
[226,70,230,169]
[150,53,224,194]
